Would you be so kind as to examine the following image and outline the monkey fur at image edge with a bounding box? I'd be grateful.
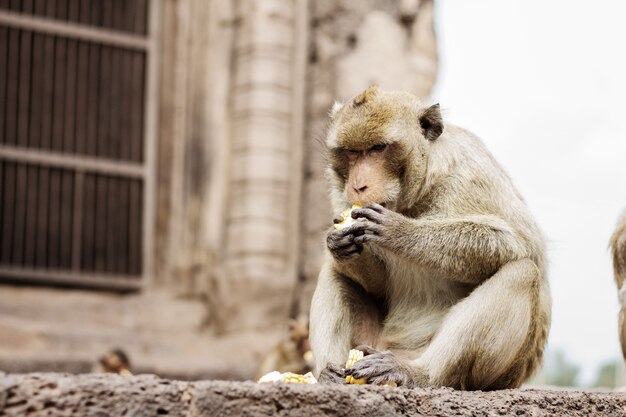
[610,210,626,361]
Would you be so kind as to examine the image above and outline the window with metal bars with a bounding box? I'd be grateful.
[0,0,158,290]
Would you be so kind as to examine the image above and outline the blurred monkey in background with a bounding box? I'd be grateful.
[94,348,132,375]
[256,315,313,379]
[610,210,626,360]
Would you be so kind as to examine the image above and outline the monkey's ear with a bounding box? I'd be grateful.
[329,101,344,119]
[353,85,379,107]
[419,103,443,141]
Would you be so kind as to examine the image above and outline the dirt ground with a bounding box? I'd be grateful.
[1,372,624,417]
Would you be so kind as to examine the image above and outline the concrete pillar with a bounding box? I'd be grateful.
[222,0,307,331]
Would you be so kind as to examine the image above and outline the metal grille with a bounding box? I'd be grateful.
[0,0,158,290]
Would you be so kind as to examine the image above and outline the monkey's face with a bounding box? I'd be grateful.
[333,144,401,210]
[326,89,406,210]
[326,87,443,212]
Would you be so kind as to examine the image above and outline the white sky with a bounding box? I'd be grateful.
[434,0,626,384]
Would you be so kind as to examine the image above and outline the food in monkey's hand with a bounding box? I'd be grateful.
[334,204,363,231]
[257,371,317,384]
[345,349,397,387]
[345,349,367,384]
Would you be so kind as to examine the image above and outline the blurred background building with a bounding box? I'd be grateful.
[0,0,437,379]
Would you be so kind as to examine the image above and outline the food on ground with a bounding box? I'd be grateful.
[258,371,317,384]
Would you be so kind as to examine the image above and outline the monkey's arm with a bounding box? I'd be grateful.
[310,260,387,382]
[351,204,530,284]
[309,262,353,382]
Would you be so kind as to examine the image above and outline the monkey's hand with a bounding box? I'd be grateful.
[349,204,403,248]
[318,362,348,384]
[345,345,427,388]
[327,216,364,260]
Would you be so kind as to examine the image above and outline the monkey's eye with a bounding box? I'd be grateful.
[369,144,387,153]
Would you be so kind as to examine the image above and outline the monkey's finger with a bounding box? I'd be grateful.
[318,363,347,384]
[348,358,390,379]
[353,345,380,356]
[366,203,387,214]
[347,352,386,370]
[336,244,363,259]
[327,234,354,250]
[337,244,360,254]
[341,252,361,261]
[351,208,384,224]
[333,215,343,224]
[346,221,384,236]
[369,374,403,387]
[336,224,370,239]
[353,234,382,246]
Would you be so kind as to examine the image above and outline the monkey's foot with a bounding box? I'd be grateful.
[318,362,347,384]
[346,347,428,388]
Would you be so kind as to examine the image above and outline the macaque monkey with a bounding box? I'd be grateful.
[610,210,626,360]
[309,86,551,390]
[256,315,313,379]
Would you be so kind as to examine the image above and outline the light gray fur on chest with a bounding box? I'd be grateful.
[374,247,465,351]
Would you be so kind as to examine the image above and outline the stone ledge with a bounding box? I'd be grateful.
[0,373,624,417]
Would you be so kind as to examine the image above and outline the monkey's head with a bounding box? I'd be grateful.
[325,86,443,212]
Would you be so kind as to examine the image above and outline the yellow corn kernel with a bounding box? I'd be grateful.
[281,372,317,384]
[345,375,367,384]
[334,204,362,231]
[258,371,317,384]
[344,348,396,387]
[345,348,364,369]
[345,349,367,385]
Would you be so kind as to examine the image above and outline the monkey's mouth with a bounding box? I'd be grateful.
[350,199,395,211]
[353,201,389,208]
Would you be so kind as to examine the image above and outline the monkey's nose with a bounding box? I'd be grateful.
[353,184,368,193]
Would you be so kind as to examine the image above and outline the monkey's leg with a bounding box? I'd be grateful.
[310,262,385,383]
[413,258,548,390]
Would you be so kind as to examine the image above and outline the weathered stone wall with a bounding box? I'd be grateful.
[155,0,236,304]
[295,0,438,314]
[0,285,282,380]
[0,0,439,379]
[154,0,439,330]
[221,0,307,332]
[2,373,624,417]
[155,0,308,334]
